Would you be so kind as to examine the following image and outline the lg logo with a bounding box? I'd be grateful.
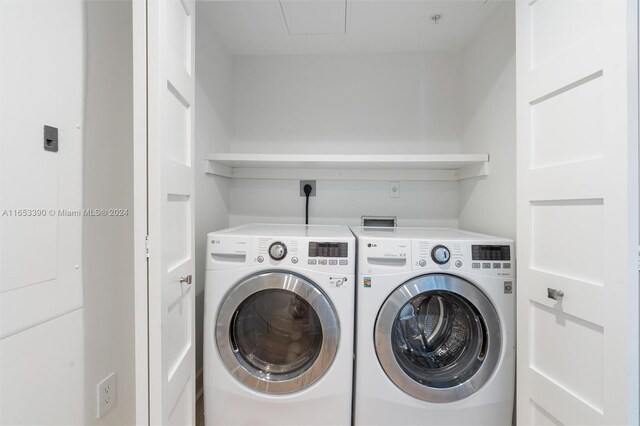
[367,243,377,248]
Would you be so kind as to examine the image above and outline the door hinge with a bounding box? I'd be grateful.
[145,235,150,258]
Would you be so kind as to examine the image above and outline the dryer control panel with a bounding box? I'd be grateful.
[411,240,515,278]
[206,232,354,275]
[357,237,514,278]
[206,224,356,284]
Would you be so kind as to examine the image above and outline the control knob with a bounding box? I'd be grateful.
[431,245,451,265]
[269,242,287,261]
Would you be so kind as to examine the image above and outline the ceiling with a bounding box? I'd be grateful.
[197,0,504,56]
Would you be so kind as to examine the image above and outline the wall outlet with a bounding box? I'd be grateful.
[97,372,117,419]
[299,180,316,197]
[390,181,400,198]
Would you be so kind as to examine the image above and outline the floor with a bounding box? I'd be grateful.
[196,394,204,426]
[196,372,204,426]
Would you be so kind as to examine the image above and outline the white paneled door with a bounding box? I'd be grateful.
[147,0,196,424]
[516,0,638,424]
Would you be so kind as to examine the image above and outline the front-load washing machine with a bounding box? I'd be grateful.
[351,227,515,426]
[204,224,355,425]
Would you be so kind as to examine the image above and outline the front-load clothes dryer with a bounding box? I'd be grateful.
[204,224,355,426]
[351,227,515,426]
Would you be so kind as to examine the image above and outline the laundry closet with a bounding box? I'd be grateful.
[190,0,515,401]
[140,0,638,425]
[193,1,515,234]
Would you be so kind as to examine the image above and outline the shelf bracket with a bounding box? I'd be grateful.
[205,160,233,178]
[457,162,489,180]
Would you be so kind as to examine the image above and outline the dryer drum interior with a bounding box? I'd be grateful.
[231,289,323,375]
[375,274,501,403]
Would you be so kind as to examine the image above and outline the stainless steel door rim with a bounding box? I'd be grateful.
[216,271,339,394]
[375,273,501,403]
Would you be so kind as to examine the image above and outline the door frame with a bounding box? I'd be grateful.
[133,0,149,424]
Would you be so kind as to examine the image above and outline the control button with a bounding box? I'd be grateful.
[503,263,511,269]
[291,257,298,264]
[268,242,287,261]
[319,259,328,265]
[329,260,338,265]
[493,263,501,269]
[482,263,491,269]
[472,263,481,269]
[418,259,427,267]
[339,260,348,265]
[431,245,451,265]
[257,256,264,263]
[335,279,344,287]
[455,260,462,268]
[308,259,317,265]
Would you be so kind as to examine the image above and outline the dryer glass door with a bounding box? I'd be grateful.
[375,274,501,403]
[216,272,339,394]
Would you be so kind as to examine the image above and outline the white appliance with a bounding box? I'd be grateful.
[204,224,355,426]
[351,227,515,426]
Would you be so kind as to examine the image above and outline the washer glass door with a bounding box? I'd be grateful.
[216,272,339,394]
[375,274,501,403]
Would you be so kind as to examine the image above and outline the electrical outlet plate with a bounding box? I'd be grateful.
[299,180,316,197]
[97,372,117,419]
[390,181,400,198]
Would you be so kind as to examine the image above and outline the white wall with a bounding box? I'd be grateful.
[83,1,136,424]
[1,1,137,425]
[233,52,462,154]
[194,14,234,376]
[226,52,463,227]
[229,179,459,228]
[1,311,85,425]
[0,1,85,424]
[458,1,516,239]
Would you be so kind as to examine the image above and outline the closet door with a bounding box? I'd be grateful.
[147,0,196,424]
[516,0,638,424]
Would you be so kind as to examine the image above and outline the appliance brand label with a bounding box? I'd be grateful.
[504,281,513,294]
